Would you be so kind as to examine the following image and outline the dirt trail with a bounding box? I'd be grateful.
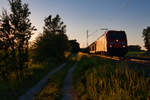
[61,63,77,100]
[19,63,66,100]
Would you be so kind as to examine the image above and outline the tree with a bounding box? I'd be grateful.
[69,40,80,53]
[0,10,13,79]
[142,27,150,52]
[34,14,68,62]
[0,0,36,80]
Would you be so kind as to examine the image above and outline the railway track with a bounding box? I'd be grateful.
[93,54,150,65]
[127,57,150,64]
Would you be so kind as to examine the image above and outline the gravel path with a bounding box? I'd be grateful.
[61,63,77,100]
[18,63,66,100]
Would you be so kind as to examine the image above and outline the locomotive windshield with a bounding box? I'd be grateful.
[108,31,126,39]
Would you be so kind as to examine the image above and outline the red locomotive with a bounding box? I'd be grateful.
[88,30,128,57]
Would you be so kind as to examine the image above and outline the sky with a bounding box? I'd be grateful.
[0,0,150,49]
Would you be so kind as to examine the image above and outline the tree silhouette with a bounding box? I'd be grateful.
[69,40,80,53]
[0,0,36,80]
[34,14,68,62]
[0,10,13,79]
[142,27,150,52]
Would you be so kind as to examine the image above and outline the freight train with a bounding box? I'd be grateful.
[88,30,128,57]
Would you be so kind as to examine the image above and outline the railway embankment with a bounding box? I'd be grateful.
[91,53,150,76]
[72,53,150,100]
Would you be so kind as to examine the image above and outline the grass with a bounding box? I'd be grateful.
[0,52,72,100]
[0,60,59,100]
[73,54,150,100]
[34,55,76,100]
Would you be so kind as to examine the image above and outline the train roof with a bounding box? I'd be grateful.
[107,30,125,33]
[96,30,125,40]
[88,30,126,47]
[89,41,96,47]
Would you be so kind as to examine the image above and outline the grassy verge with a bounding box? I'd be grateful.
[73,53,150,100]
[0,52,71,100]
[34,57,75,100]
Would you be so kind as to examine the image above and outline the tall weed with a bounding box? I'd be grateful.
[73,56,150,100]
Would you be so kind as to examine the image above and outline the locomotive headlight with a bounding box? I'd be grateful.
[123,45,126,48]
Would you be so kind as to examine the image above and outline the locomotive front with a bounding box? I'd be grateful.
[106,31,128,57]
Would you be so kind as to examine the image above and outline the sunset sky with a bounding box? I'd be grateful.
[0,0,150,49]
